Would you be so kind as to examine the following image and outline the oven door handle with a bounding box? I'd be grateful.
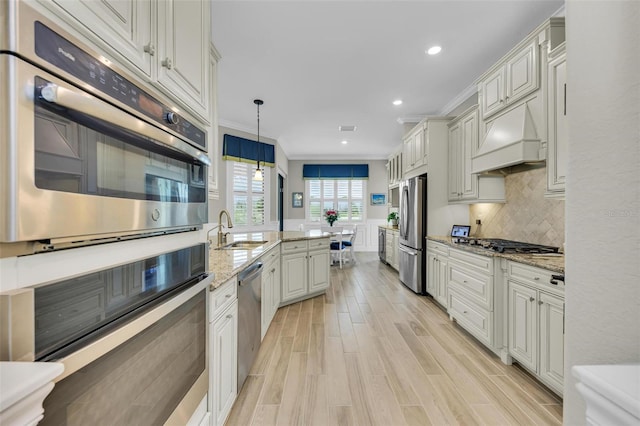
[39,83,211,166]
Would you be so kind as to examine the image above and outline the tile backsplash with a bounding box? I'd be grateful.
[469,167,565,248]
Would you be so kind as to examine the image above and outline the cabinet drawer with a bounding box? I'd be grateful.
[281,240,308,253]
[448,261,493,311]
[448,289,494,347]
[262,247,280,267]
[308,238,329,251]
[210,276,237,322]
[427,240,449,257]
[449,248,494,274]
[507,261,562,292]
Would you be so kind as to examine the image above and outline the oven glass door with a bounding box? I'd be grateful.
[41,289,206,426]
[34,76,206,203]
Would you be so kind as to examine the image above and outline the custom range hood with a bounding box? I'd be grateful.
[472,103,544,174]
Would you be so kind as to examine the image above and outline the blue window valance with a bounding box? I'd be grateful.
[222,134,275,167]
[303,164,369,179]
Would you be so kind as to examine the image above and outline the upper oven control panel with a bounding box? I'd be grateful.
[33,21,206,152]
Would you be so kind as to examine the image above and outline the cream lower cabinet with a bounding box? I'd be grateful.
[507,262,564,395]
[261,247,281,339]
[446,248,496,349]
[426,241,449,306]
[385,229,399,271]
[280,238,330,306]
[209,276,238,426]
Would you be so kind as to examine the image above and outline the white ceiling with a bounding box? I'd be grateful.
[211,0,563,160]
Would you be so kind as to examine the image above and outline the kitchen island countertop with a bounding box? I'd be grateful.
[208,230,330,290]
[427,236,565,274]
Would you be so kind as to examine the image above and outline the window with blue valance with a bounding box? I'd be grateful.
[222,134,275,167]
[302,164,369,180]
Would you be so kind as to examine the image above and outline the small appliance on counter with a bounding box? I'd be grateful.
[450,225,471,243]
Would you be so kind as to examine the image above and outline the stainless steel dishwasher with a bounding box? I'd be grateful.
[237,260,263,390]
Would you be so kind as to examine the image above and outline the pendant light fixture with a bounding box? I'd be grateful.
[254,99,264,181]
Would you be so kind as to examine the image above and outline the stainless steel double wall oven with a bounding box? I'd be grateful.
[0,2,210,248]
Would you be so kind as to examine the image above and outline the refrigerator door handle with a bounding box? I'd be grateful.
[400,185,409,239]
[398,246,418,256]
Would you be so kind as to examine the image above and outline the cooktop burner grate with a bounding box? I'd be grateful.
[465,238,560,254]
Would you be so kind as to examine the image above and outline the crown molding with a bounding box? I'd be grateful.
[438,83,478,116]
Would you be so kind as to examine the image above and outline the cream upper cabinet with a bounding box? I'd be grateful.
[40,0,212,125]
[403,121,427,175]
[156,0,211,123]
[49,0,154,76]
[546,43,567,198]
[386,148,403,187]
[448,106,505,203]
[477,18,565,121]
[480,40,538,119]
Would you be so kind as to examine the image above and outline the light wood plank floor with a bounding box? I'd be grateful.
[226,253,563,425]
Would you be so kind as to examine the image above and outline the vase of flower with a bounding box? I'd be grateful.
[324,209,339,227]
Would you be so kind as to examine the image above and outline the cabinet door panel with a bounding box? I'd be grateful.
[506,41,538,103]
[460,112,479,199]
[157,0,210,121]
[539,292,564,394]
[481,68,505,118]
[309,250,330,292]
[52,0,153,76]
[281,252,307,302]
[447,124,461,201]
[212,301,238,426]
[547,53,567,193]
[508,281,537,371]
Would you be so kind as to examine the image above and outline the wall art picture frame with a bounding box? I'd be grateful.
[292,192,303,208]
[370,193,386,205]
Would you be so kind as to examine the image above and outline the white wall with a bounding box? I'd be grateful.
[564,1,640,423]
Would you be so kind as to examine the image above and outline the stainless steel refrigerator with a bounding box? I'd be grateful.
[398,175,426,294]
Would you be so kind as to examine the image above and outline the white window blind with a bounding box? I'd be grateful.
[307,179,366,223]
[228,162,269,227]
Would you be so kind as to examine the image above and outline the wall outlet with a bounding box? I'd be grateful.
[475,219,482,225]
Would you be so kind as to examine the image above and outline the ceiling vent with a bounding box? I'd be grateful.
[339,125,357,132]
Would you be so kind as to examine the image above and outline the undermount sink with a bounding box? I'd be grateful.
[216,240,269,250]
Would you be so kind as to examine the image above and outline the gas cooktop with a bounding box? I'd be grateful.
[456,238,559,254]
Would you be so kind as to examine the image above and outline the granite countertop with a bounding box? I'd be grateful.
[207,230,330,290]
[427,236,565,273]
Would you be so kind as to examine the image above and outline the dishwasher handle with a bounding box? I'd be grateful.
[238,262,263,285]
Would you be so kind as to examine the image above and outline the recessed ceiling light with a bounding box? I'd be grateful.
[393,99,403,106]
[426,46,442,55]
[341,140,348,145]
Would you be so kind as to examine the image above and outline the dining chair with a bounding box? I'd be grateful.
[322,226,347,267]
[341,226,357,264]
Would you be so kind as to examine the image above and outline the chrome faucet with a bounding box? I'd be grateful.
[217,209,234,245]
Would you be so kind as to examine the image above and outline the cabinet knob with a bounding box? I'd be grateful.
[226,314,233,319]
[143,43,155,56]
[225,294,232,298]
[162,58,173,69]
[529,296,535,302]
[463,310,468,314]
[463,280,468,284]
[538,300,543,305]
[533,277,540,281]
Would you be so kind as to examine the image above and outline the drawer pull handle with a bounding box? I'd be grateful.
[226,314,233,319]
[529,297,535,302]
[550,274,564,285]
[225,294,232,298]
[533,277,540,281]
